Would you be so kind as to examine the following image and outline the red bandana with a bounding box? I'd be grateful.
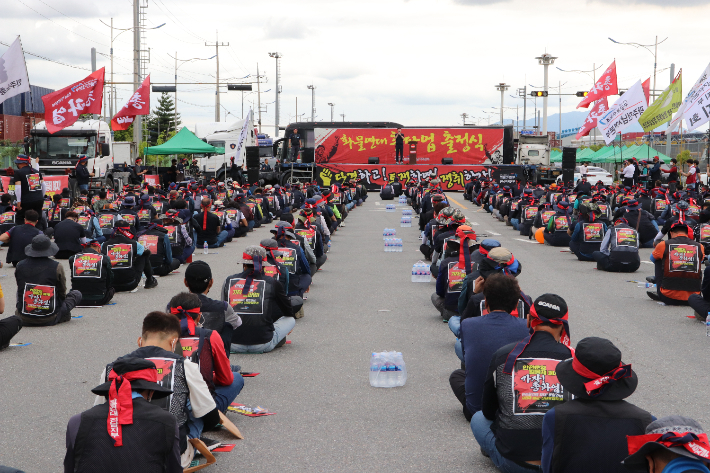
[627,432,710,460]
[107,368,159,446]
[170,306,201,335]
[571,355,632,396]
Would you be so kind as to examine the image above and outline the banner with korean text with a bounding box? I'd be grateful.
[41,68,104,134]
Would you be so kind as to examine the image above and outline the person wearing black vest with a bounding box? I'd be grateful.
[101,221,158,292]
[395,128,405,163]
[53,211,88,259]
[64,357,181,473]
[568,203,607,261]
[271,222,312,297]
[260,238,292,297]
[647,220,704,305]
[613,199,659,247]
[222,246,301,354]
[0,209,41,266]
[432,226,477,320]
[192,198,228,248]
[74,155,93,192]
[380,183,395,200]
[46,193,68,229]
[540,337,652,473]
[139,222,180,276]
[473,294,572,472]
[168,293,243,416]
[296,206,327,269]
[13,154,45,225]
[129,157,148,185]
[593,218,641,272]
[69,239,115,306]
[15,234,82,326]
[159,212,194,265]
[544,201,573,247]
[96,312,218,467]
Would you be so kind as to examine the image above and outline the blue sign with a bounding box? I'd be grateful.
[520,130,535,135]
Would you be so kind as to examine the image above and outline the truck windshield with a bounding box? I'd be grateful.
[259,146,273,158]
[34,135,97,159]
[527,150,539,157]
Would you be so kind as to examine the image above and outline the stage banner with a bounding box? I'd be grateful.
[313,127,506,165]
[316,164,522,191]
[1,174,68,196]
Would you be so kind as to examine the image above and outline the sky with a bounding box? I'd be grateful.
[2,0,709,138]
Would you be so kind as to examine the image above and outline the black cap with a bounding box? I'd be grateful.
[185,260,212,283]
[91,357,172,398]
[532,293,567,320]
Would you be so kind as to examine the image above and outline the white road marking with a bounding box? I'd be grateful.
[514,238,539,244]
[640,261,654,264]
[487,231,501,236]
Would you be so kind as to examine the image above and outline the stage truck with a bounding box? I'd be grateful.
[270,122,518,191]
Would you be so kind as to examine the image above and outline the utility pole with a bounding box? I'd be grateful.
[559,80,562,142]
[307,85,316,122]
[536,52,557,136]
[327,103,334,121]
[132,0,141,146]
[206,32,228,122]
[174,51,177,131]
[110,18,114,119]
[518,86,527,132]
[256,63,262,133]
[340,113,345,122]
[666,63,675,159]
[268,52,282,137]
[495,83,509,125]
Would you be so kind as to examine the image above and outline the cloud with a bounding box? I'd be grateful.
[262,18,311,39]
[452,0,512,4]
[588,0,707,5]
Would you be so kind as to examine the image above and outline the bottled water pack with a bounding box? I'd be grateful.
[383,228,396,240]
[370,351,407,387]
[411,261,431,282]
[400,217,411,227]
[386,204,396,212]
[384,238,403,252]
[402,209,412,216]
[398,195,407,204]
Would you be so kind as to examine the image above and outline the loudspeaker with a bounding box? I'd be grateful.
[441,158,454,165]
[247,168,259,184]
[301,148,314,164]
[368,157,379,164]
[246,146,260,169]
[562,147,576,185]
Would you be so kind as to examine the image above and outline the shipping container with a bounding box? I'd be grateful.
[0,114,29,143]
[0,85,54,116]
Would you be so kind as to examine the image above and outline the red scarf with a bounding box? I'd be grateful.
[170,306,201,336]
[627,432,710,460]
[107,368,159,446]
[571,354,632,396]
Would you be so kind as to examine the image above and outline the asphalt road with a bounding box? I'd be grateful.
[0,193,708,473]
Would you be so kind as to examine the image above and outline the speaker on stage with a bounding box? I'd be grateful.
[368,157,379,164]
[441,158,454,165]
[301,148,314,163]
[561,147,576,185]
[246,146,260,169]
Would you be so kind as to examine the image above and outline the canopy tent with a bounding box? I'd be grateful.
[550,150,562,163]
[550,147,596,163]
[144,127,218,155]
[621,144,671,163]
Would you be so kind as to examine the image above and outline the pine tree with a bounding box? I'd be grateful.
[145,93,181,145]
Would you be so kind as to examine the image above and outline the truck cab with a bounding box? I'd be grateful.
[516,134,559,184]
[195,114,257,182]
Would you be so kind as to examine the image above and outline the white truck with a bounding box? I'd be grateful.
[193,111,259,182]
[516,134,559,184]
[29,119,134,195]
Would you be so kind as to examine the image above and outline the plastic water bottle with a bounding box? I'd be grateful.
[637,282,656,288]
[394,352,407,386]
[384,239,389,252]
[706,312,710,337]
[370,353,382,386]
[203,241,208,255]
[327,241,331,248]
[385,352,396,387]
[396,238,403,252]
[379,355,389,387]
[139,274,146,287]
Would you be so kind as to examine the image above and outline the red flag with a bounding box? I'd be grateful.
[111,75,150,131]
[41,68,105,134]
[642,77,650,104]
[575,98,609,140]
[577,61,618,109]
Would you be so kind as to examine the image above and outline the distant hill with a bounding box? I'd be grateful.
[495,110,646,134]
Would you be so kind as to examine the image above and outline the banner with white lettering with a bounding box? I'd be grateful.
[41,68,104,134]
[575,98,609,140]
[597,79,648,145]
[577,61,618,109]
[0,37,31,106]
[669,63,710,133]
[111,75,150,131]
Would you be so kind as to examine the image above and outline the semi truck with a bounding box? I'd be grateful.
[194,113,259,182]
[515,134,560,184]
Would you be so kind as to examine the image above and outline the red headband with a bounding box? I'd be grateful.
[530,305,571,348]
[627,432,710,461]
[170,306,201,335]
[107,368,159,446]
[571,355,632,396]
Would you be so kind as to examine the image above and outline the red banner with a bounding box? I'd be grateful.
[316,164,521,191]
[111,75,150,131]
[577,61,618,109]
[144,175,159,186]
[41,68,105,134]
[313,127,505,165]
[1,174,68,196]
[576,98,609,140]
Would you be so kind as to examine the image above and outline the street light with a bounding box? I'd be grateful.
[327,103,334,121]
[535,53,557,135]
[609,36,668,102]
[268,52,282,137]
[307,85,316,122]
[495,83,510,126]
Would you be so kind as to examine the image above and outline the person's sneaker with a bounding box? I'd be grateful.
[646,276,656,284]
[480,447,490,458]
[275,337,287,348]
[646,290,660,301]
[231,365,242,373]
[144,277,159,289]
[200,437,221,452]
[694,311,706,322]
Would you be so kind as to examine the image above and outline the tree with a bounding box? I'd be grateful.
[145,92,180,146]
[113,124,133,143]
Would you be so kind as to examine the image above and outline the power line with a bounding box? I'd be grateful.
[0,38,91,71]
[14,0,110,48]
[34,0,109,38]
[152,0,206,42]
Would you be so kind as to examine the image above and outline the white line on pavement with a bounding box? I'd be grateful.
[487,231,501,235]
[514,238,539,244]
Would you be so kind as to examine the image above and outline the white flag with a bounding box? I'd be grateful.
[597,80,648,145]
[669,63,710,133]
[0,37,31,106]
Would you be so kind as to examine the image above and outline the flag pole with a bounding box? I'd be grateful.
[17,35,35,148]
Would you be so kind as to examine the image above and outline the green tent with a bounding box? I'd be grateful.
[550,150,562,163]
[623,144,672,163]
[144,127,218,155]
[576,148,595,161]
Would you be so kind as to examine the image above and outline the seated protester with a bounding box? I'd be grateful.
[211,200,235,243]
[260,238,291,297]
[271,222,313,297]
[46,193,68,228]
[168,292,244,417]
[431,208,467,275]
[95,312,218,468]
[53,211,88,259]
[449,274,529,422]
[473,294,572,472]
[135,194,158,229]
[233,193,256,232]
[247,195,267,227]
[544,201,573,247]
[614,198,659,247]
[541,337,652,473]
[432,226,477,320]
[593,217,641,273]
[623,416,710,473]
[80,208,106,244]
[458,239,502,315]
[655,201,698,245]
[380,182,395,200]
[69,238,115,306]
[192,198,228,248]
[0,209,41,266]
[64,357,181,473]
[160,212,193,265]
[15,234,82,326]
[295,204,327,270]
[0,282,23,349]
[223,203,249,239]
[278,214,318,265]
[138,222,181,277]
[568,203,607,262]
[101,221,159,292]
[184,261,241,357]
[648,219,704,305]
[92,189,112,214]
[420,194,446,234]
[222,246,302,354]
[0,193,13,214]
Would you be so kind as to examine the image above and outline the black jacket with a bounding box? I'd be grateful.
[54,219,88,254]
